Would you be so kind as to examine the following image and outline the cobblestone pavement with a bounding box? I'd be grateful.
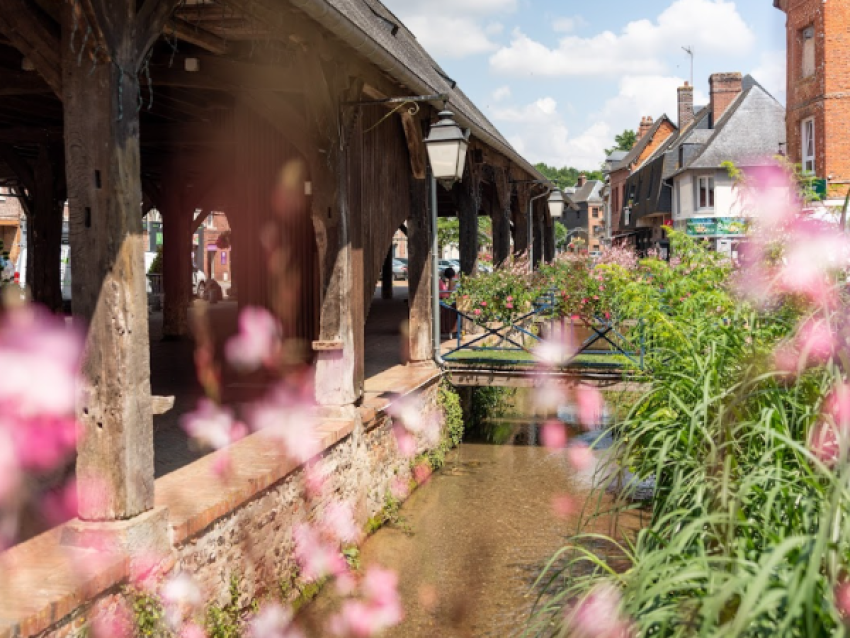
[151,284,411,477]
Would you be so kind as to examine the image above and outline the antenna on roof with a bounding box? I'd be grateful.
[682,46,694,87]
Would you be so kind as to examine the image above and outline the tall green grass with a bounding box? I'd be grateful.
[527,238,850,637]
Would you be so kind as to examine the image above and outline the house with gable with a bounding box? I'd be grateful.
[618,73,785,256]
[563,175,605,254]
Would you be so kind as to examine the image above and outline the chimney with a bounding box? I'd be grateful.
[637,116,653,141]
[709,72,742,127]
[678,82,694,130]
[577,174,587,187]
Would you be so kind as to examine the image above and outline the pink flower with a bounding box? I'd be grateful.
[480,301,487,307]
[507,296,514,302]
[796,318,834,362]
[836,581,850,618]
[250,604,304,638]
[809,421,840,466]
[577,386,604,429]
[567,443,594,472]
[551,494,577,519]
[506,303,514,309]
[161,573,203,629]
[323,500,360,544]
[225,306,281,372]
[541,421,567,449]
[569,584,632,638]
[293,523,347,582]
[250,385,319,463]
[393,425,417,458]
[329,568,403,637]
[474,309,482,316]
[181,399,247,451]
[773,343,799,375]
[827,384,850,430]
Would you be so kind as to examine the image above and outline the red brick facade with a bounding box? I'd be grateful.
[709,73,743,127]
[777,0,850,197]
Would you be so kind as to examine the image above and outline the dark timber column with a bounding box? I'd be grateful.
[407,178,431,362]
[544,214,555,263]
[492,168,512,267]
[533,202,544,268]
[381,249,393,300]
[62,1,177,521]
[513,183,530,257]
[31,145,65,312]
[454,165,482,277]
[161,169,193,339]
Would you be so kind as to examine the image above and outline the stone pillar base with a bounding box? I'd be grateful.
[61,506,174,580]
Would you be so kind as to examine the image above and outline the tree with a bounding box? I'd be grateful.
[605,129,637,156]
[437,217,492,253]
[535,163,604,190]
[555,222,568,250]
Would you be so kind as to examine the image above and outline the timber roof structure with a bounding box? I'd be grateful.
[0,0,542,188]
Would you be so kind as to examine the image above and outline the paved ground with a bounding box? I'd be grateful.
[152,282,412,477]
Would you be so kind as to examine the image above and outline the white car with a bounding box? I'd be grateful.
[192,264,207,299]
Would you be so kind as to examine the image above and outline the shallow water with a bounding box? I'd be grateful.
[301,423,644,637]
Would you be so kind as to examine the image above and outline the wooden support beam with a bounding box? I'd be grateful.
[543,214,555,264]
[492,168,512,266]
[62,0,154,521]
[407,176,432,363]
[135,0,183,61]
[0,143,36,195]
[0,70,53,96]
[454,165,483,277]
[161,168,194,339]
[163,17,227,54]
[28,144,63,312]
[0,0,62,97]
[512,183,530,256]
[381,249,393,300]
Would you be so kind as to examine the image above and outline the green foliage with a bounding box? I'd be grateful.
[437,216,492,253]
[605,129,637,156]
[418,382,466,471]
[205,574,241,638]
[525,236,850,637]
[342,546,361,571]
[148,244,163,275]
[534,163,604,190]
[365,491,405,535]
[129,588,170,638]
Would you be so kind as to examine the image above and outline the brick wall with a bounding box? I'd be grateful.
[781,0,850,196]
[709,73,743,127]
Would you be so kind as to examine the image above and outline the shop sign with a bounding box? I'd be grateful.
[686,217,748,237]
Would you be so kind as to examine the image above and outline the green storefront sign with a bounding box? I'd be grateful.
[686,217,748,237]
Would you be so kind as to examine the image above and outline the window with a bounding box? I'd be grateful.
[802,117,816,174]
[624,208,631,226]
[802,25,815,78]
[697,176,715,210]
[221,251,227,265]
[592,209,599,218]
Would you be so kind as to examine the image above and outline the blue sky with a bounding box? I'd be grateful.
[381,0,787,169]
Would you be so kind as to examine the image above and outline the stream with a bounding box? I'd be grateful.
[301,411,646,637]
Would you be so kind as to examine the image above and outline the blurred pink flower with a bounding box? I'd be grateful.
[324,500,359,544]
[796,318,834,362]
[827,384,850,430]
[551,494,577,519]
[181,623,207,638]
[577,386,604,430]
[293,523,346,582]
[567,443,595,472]
[393,425,417,458]
[181,400,247,451]
[250,604,304,638]
[474,309,481,316]
[161,572,203,628]
[773,343,800,375]
[390,476,410,501]
[569,584,632,638]
[835,581,850,618]
[225,306,281,372]
[250,386,319,463]
[90,599,135,638]
[541,421,567,449]
[809,421,840,467]
[329,568,403,637]
[413,462,432,485]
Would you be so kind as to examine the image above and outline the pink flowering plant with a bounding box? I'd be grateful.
[528,165,850,636]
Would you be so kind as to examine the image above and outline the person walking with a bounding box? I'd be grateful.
[439,267,458,339]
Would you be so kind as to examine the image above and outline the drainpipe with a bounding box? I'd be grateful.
[430,170,448,366]
[528,186,551,272]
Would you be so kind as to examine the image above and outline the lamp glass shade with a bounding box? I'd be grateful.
[424,110,469,182]
[547,189,566,219]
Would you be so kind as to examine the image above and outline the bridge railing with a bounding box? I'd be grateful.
[439,291,646,371]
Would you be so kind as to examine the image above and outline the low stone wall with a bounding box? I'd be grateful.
[4,367,445,638]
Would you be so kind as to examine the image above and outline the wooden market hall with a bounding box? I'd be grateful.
[0,0,559,526]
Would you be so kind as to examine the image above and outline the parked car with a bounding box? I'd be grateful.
[478,263,493,274]
[192,264,207,298]
[392,258,407,281]
[438,259,456,278]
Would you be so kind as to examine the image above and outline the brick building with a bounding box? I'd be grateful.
[775,0,850,204]
[563,175,605,254]
[0,187,23,264]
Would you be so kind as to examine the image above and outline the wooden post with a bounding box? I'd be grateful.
[544,214,555,263]
[492,170,512,267]
[161,169,194,339]
[381,248,393,300]
[30,145,64,312]
[533,202,544,268]
[407,177,431,363]
[454,169,481,277]
[513,183,529,257]
[62,0,179,521]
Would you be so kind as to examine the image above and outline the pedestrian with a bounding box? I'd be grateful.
[440,267,458,339]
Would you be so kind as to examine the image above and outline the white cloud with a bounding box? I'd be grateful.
[750,51,787,104]
[601,75,709,132]
[553,16,588,33]
[492,85,512,102]
[405,16,499,57]
[490,0,755,77]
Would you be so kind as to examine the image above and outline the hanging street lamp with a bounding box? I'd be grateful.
[547,188,566,219]
[424,110,470,183]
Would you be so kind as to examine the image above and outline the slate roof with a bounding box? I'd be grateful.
[683,82,785,170]
[606,150,628,163]
[570,180,604,204]
[304,0,542,177]
[611,115,676,171]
